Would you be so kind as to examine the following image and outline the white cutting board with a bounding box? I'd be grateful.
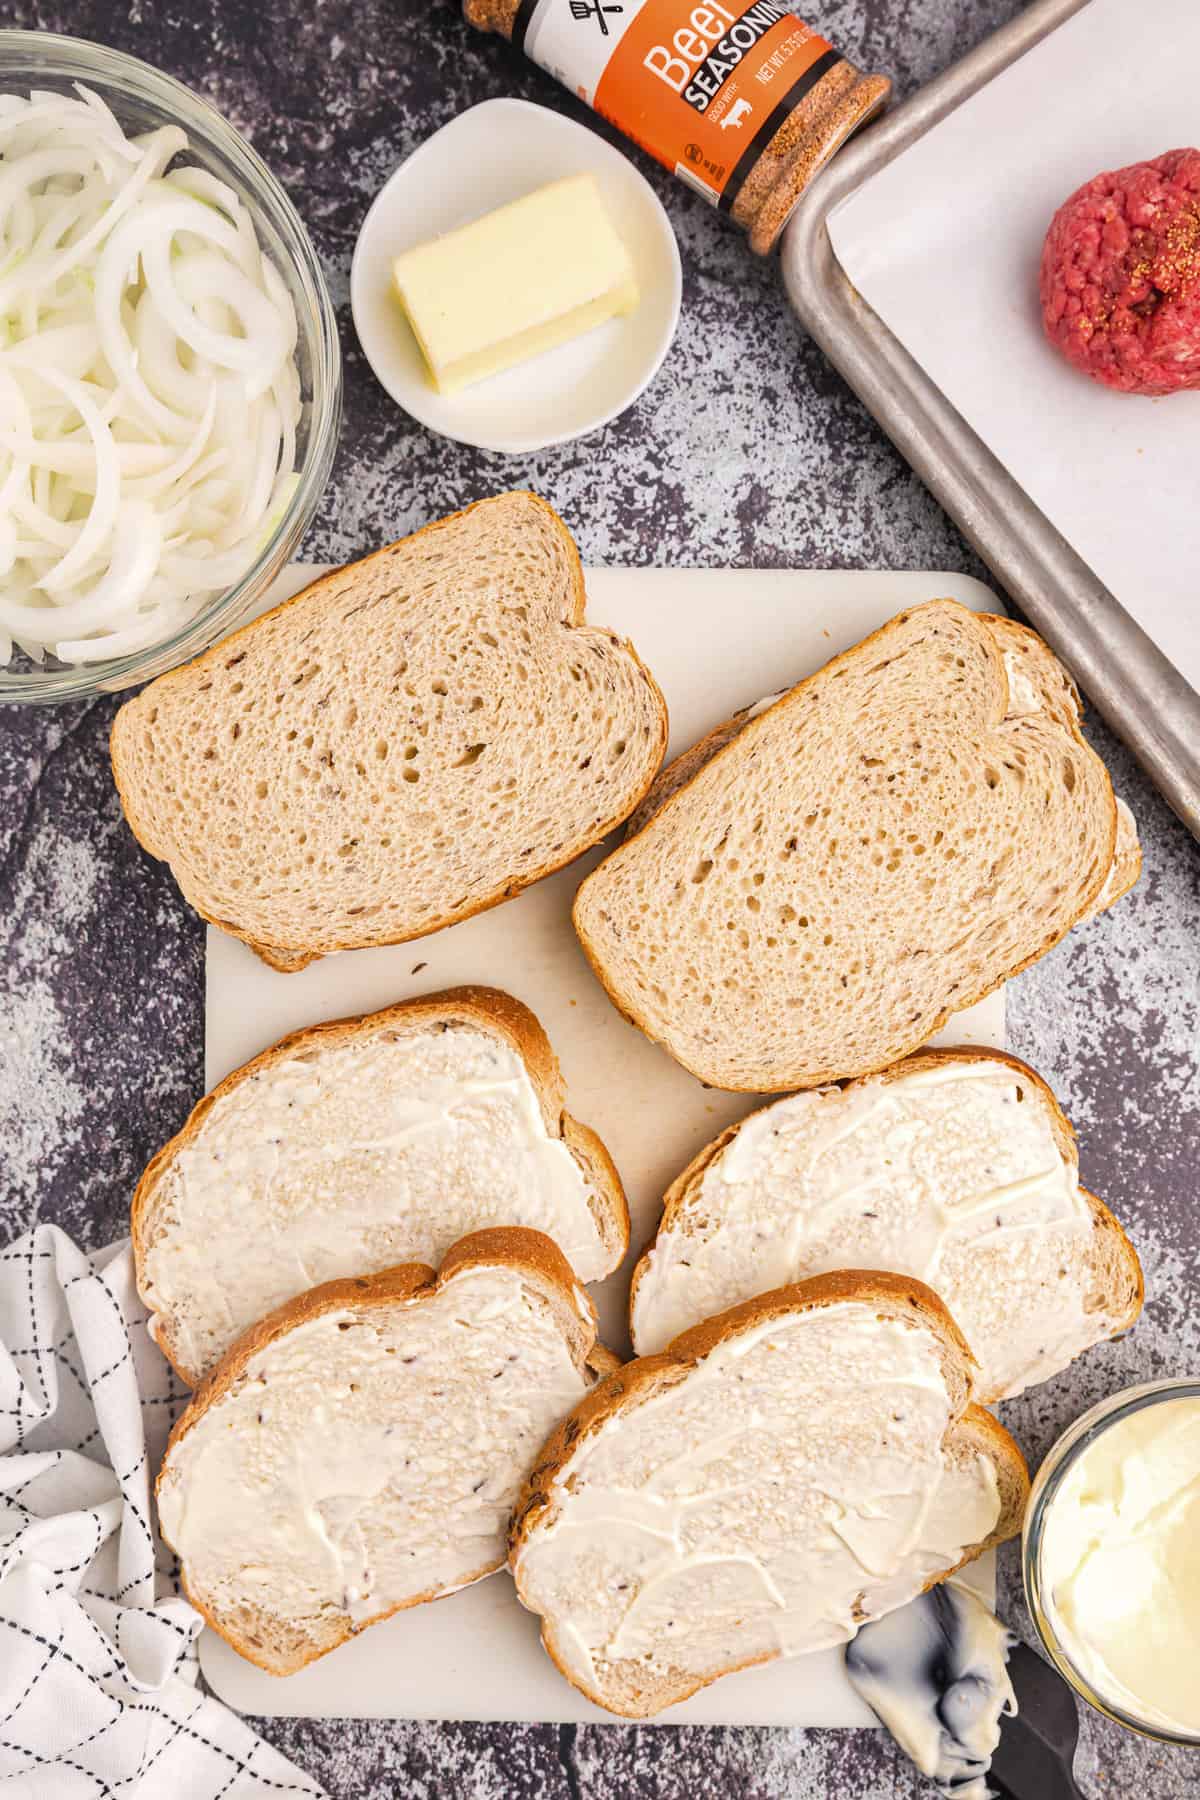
[201,565,1005,1725]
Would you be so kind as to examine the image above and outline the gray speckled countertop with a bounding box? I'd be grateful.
[1,1,1198,1794]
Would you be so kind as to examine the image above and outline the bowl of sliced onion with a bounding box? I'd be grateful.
[0,31,341,699]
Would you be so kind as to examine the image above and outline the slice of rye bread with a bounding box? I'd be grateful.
[623,615,1140,907]
[157,1227,616,1677]
[111,492,668,972]
[574,602,1139,1092]
[628,1045,1143,1399]
[509,1270,1029,1719]
[133,985,629,1386]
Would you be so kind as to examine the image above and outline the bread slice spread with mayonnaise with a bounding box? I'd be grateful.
[630,1046,1142,1400]
[573,603,1140,1092]
[510,1270,1029,1718]
[134,986,627,1386]
[157,1228,614,1676]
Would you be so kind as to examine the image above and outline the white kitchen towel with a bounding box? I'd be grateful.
[0,1224,325,1799]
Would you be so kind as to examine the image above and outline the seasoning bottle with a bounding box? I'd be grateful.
[463,0,890,253]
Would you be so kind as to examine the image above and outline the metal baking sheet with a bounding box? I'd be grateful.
[780,0,1200,839]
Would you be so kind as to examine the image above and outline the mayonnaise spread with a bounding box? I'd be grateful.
[158,1265,593,1650]
[1092,795,1140,913]
[632,1059,1095,1399]
[743,688,786,722]
[1001,649,1042,719]
[1040,1395,1200,1736]
[142,1023,604,1377]
[516,1305,1001,1694]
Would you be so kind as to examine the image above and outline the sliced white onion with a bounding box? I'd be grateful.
[28,368,121,591]
[51,503,162,642]
[142,235,289,395]
[0,126,186,317]
[0,84,303,663]
[2,319,101,381]
[131,287,212,417]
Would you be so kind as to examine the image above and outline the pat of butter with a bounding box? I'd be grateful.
[392,175,639,395]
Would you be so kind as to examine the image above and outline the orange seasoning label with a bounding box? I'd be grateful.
[513,0,839,210]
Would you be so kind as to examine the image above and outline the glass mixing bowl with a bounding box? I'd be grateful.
[0,31,341,702]
[1023,1377,1200,1747]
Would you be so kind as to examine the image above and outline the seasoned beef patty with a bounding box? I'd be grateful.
[1040,148,1200,396]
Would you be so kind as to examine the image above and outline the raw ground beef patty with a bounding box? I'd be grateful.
[1039,147,1200,395]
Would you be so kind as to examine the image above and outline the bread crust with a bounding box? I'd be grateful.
[157,1226,608,1677]
[111,491,669,973]
[627,1044,1144,1398]
[577,600,1132,1092]
[1079,1185,1144,1327]
[624,698,767,838]
[133,984,630,1386]
[509,1268,1029,1718]
[984,613,1142,909]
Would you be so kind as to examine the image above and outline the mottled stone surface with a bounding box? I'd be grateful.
[1,0,1198,1795]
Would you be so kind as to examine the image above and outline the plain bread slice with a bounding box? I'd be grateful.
[574,600,1135,1091]
[111,491,668,971]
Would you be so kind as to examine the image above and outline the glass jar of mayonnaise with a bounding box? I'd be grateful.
[1023,1379,1200,1744]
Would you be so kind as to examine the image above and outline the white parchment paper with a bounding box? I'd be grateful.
[826,0,1200,692]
